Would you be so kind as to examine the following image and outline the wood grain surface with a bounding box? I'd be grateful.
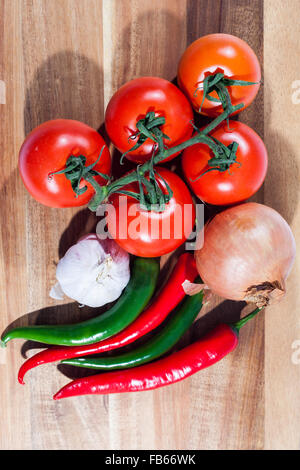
[0,0,299,450]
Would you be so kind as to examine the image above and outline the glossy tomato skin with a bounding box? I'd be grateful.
[105,77,194,164]
[19,119,111,208]
[177,34,261,116]
[182,121,268,206]
[106,168,195,257]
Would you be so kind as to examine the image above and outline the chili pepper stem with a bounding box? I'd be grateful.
[232,307,262,334]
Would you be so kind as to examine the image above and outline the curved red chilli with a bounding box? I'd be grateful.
[53,324,238,399]
[18,253,198,384]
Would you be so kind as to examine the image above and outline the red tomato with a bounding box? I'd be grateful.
[181,121,268,206]
[105,77,194,164]
[105,168,195,257]
[177,34,261,116]
[19,119,111,208]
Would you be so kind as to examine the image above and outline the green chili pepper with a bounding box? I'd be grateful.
[60,284,203,370]
[1,257,160,347]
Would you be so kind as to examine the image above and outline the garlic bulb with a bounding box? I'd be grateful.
[50,234,130,307]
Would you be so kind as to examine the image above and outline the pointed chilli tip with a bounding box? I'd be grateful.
[18,374,25,385]
[53,391,61,400]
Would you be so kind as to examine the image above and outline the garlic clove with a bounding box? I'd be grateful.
[49,282,65,301]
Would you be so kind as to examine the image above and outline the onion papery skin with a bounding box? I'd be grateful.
[195,203,296,307]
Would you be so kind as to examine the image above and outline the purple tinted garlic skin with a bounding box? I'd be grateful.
[50,234,130,308]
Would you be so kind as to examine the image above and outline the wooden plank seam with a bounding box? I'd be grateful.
[0,80,5,104]
[0,347,7,364]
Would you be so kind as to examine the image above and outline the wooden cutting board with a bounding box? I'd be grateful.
[0,0,299,450]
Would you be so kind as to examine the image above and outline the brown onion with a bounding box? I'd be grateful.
[195,202,296,307]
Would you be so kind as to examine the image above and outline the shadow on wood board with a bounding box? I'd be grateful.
[263,82,299,224]
[23,50,104,134]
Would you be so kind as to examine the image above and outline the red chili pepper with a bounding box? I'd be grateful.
[18,253,198,384]
[53,308,261,400]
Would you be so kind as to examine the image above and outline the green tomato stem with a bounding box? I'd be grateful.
[88,101,244,212]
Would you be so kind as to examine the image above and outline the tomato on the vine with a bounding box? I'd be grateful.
[105,168,195,257]
[19,119,111,208]
[105,77,194,164]
[177,34,261,116]
[181,121,268,206]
